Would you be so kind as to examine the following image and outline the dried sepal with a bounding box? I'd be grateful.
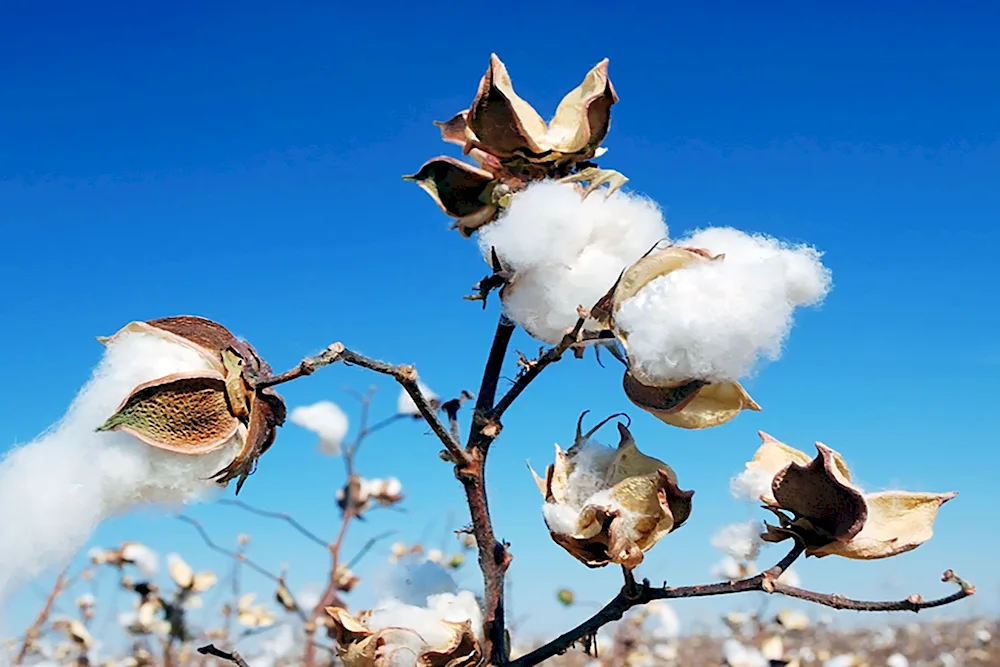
[404,157,500,235]
[468,54,549,156]
[810,491,957,560]
[741,433,957,559]
[622,372,760,430]
[97,371,241,453]
[545,58,618,155]
[167,555,217,592]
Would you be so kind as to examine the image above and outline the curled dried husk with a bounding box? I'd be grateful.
[530,419,692,568]
[403,157,500,236]
[744,433,956,559]
[326,607,483,667]
[96,315,286,493]
[605,245,760,429]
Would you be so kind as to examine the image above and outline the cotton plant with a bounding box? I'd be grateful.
[6,53,977,667]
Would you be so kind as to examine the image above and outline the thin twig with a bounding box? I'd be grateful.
[13,567,69,664]
[508,543,975,666]
[346,530,397,570]
[197,644,250,667]
[218,499,328,549]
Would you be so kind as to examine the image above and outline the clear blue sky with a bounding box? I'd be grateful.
[2,0,998,644]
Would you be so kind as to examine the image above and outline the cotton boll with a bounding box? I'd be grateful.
[642,600,680,643]
[0,331,241,614]
[426,590,483,639]
[712,556,747,580]
[397,382,438,416]
[616,227,832,382]
[479,180,668,343]
[711,521,763,562]
[289,401,348,456]
[120,543,159,578]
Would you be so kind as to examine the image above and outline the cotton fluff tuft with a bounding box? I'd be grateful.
[540,440,622,537]
[397,382,438,416]
[616,227,832,382]
[711,520,763,562]
[361,590,482,666]
[0,331,241,613]
[289,401,349,455]
[730,467,774,502]
[478,180,668,344]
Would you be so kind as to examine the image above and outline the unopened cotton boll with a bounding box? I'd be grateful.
[0,331,242,614]
[615,227,832,383]
[289,401,349,455]
[478,180,668,343]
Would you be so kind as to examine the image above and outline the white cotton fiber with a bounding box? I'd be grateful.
[616,227,832,382]
[289,401,349,455]
[397,382,438,416]
[540,440,629,538]
[710,520,763,562]
[478,180,668,343]
[730,467,774,502]
[0,331,241,617]
[363,590,483,666]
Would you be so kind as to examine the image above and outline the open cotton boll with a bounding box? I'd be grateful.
[711,521,763,562]
[730,467,774,502]
[616,227,832,382]
[381,555,458,607]
[540,440,617,536]
[289,401,348,455]
[426,590,483,639]
[0,331,241,614]
[478,180,668,343]
[397,381,438,416]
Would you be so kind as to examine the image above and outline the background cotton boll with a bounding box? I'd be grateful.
[479,180,668,343]
[641,600,680,643]
[397,381,438,416]
[289,401,349,455]
[616,228,831,382]
[0,331,241,613]
[381,556,458,606]
[711,520,763,561]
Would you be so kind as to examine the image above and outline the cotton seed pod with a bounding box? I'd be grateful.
[96,316,286,493]
[407,54,621,237]
[326,607,483,667]
[167,554,217,592]
[529,414,693,569]
[739,432,956,559]
[604,246,761,429]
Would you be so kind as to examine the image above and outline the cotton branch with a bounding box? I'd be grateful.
[13,567,70,665]
[509,542,975,666]
[218,499,328,549]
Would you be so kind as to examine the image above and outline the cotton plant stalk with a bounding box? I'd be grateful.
[0,316,285,613]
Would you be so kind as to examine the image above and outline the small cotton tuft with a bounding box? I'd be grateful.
[540,440,620,537]
[478,180,668,343]
[711,521,763,562]
[616,227,832,382]
[730,467,774,502]
[0,331,241,613]
[289,401,349,455]
[397,382,438,416]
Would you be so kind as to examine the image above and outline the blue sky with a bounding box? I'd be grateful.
[2,0,998,645]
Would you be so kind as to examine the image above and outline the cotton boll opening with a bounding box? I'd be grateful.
[289,401,348,455]
[711,520,763,562]
[541,440,619,537]
[616,227,831,382]
[730,468,774,502]
[478,180,668,344]
[0,331,241,612]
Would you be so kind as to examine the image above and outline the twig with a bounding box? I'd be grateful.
[13,567,69,664]
[218,499,328,549]
[175,516,308,623]
[508,543,975,666]
[197,644,250,667]
[346,530,397,570]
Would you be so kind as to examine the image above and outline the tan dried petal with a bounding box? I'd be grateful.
[98,371,240,453]
[434,111,500,172]
[612,246,711,312]
[404,157,499,234]
[811,491,957,559]
[772,444,867,543]
[168,556,194,589]
[326,607,372,645]
[546,58,618,155]
[623,372,760,429]
[417,620,482,667]
[744,432,814,505]
[468,54,547,156]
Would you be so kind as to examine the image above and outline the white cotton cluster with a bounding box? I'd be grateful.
[361,590,482,666]
[616,227,832,382]
[730,466,775,502]
[711,521,763,562]
[641,600,680,643]
[540,440,619,537]
[397,382,438,416]
[289,401,348,455]
[382,555,459,607]
[337,476,403,508]
[478,180,668,344]
[723,638,769,667]
[711,556,758,581]
[0,331,241,615]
